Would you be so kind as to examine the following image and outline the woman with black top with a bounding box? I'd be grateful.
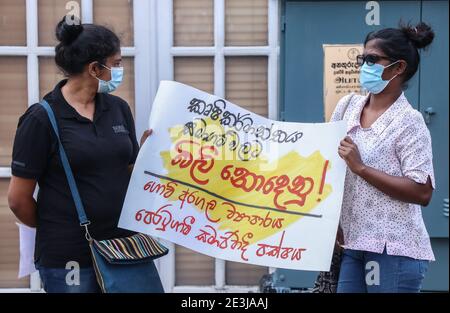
[7,17,156,293]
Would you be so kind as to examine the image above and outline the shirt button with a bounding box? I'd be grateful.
[387,233,398,242]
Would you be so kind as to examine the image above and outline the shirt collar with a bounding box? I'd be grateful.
[49,79,109,121]
[347,92,410,136]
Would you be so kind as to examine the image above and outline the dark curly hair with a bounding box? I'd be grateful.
[54,15,120,76]
[364,21,435,84]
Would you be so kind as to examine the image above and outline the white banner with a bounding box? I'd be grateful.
[119,81,347,271]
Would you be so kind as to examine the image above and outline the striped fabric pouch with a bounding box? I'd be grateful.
[92,233,169,265]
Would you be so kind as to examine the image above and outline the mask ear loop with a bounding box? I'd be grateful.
[94,63,113,83]
[99,63,112,71]
[384,60,403,83]
[90,62,110,79]
[384,60,400,69]
[90,63,111,93]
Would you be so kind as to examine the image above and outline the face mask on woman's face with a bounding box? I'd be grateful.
[95,64,124,93]
[359,60,400,94]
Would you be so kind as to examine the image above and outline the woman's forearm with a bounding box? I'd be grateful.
[9,196,37,228]
[356,165,433,206]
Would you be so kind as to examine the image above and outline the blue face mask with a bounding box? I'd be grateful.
[96,64,124,93]
[359,60,400,94]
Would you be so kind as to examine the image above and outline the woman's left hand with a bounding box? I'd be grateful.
[140,129,153,147]
[338,136,366,175]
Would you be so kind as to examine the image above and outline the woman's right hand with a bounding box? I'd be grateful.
[335,226,344,249]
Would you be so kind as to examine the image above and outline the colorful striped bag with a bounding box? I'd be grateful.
[89,233,169,292]
[91,233,168,265]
